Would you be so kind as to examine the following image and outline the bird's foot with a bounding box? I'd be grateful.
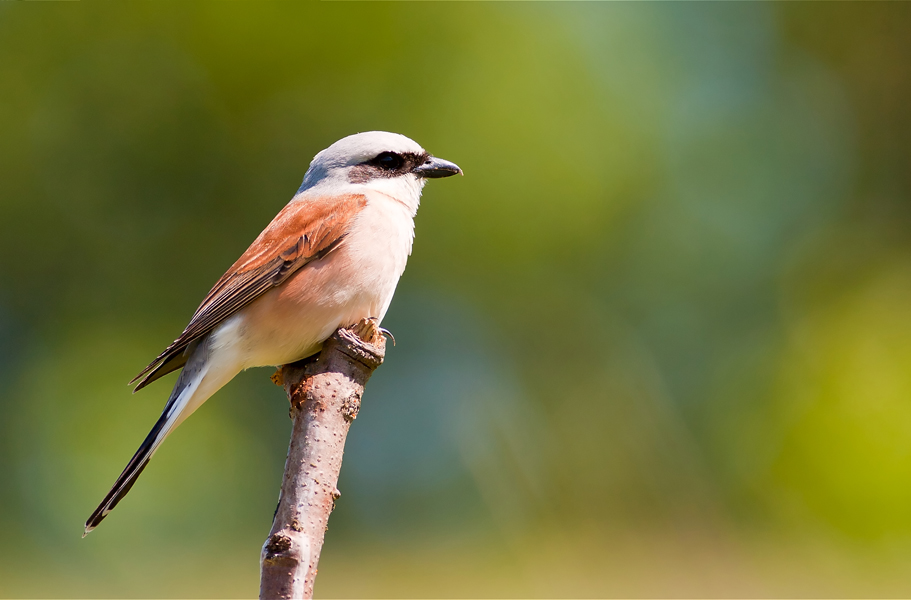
[349,317,382,345]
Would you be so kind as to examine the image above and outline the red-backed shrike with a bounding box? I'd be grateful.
[85,132,461,534]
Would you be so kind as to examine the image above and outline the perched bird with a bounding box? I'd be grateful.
[84,132,461,535]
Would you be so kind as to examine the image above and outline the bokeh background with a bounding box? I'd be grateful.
[2,1,911,597]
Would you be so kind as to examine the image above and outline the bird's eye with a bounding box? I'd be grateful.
[375,152,404,171]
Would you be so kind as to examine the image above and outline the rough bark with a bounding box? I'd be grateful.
[259,319,386,600]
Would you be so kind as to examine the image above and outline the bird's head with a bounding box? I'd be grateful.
[297,131,461,209]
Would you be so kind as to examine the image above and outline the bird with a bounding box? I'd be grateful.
[84,131,461,535]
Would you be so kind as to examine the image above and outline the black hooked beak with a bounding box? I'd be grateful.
[412,156,462,179]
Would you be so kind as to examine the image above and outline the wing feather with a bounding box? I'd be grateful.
[131,193,367,391]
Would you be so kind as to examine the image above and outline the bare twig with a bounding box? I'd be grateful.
[259,319,386,600]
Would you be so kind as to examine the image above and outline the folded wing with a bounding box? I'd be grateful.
[130,193,368,391]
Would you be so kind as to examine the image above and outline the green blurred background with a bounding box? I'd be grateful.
[2,1,911,597]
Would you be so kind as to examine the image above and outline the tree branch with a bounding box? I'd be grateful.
[259,319,386,600]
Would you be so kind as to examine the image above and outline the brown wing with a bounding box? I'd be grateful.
[130,193,368,391]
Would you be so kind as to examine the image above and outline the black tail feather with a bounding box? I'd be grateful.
[83,409,171,535]
[86,338,206,535]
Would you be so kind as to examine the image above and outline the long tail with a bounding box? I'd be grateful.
[84,344,212,536]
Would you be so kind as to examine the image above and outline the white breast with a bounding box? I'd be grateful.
[343,189,416,321]
[212,189,418,370]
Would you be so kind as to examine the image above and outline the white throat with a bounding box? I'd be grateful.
[296,171,425,216]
